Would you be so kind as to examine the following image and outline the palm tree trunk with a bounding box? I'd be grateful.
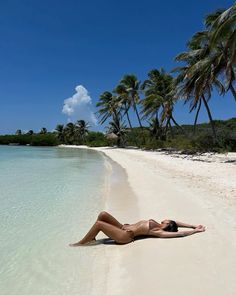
[193,98,202,135]
[125,107,140,146]
[168,120,174,138]
[202,95,217,141]
[126,111,133,129]
[133,102,145,145]
[117,136,121,147]
[134,104,143,128]
[229,84,236,102]
[123,102,133,129]
[170,115,185,134]
[155,110,160,139]
[163,117,171,140]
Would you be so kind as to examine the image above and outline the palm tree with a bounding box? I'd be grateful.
[173,4,234,138]
[55,124,65,143]
[141,69,182,139]
[106,115,127,147]
[75,120,89,143]
[15,129,22,135]
[113,84,133,129]
[148,118,160,139]
[96,91,121,125]
[174,28,225,141]
[207,4,236,100]
[39,127,47,134]
[160,88,184,137]
[119,74,143,128]
[185,7,236,102]
[141,69,163,122]
[64,123,75,144]
[27,130,34,135]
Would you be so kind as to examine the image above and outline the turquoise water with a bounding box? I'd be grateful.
[0,146,108,294]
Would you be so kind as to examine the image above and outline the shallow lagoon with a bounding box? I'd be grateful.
[0,146,107,295]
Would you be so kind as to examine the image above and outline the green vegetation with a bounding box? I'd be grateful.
[1,4,236,152]
[122,118,236,152]
[0,133,59,146]
[0,118,235,152]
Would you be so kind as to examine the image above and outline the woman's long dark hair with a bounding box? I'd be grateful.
[164,220,178,232]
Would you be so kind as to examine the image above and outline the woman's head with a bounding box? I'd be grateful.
[161,220,178,232]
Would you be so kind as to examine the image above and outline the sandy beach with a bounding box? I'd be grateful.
[63,146,236,294]
[94,147,236,295]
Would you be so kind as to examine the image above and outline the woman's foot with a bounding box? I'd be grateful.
[69,242,82,247]
[69,238,96,247]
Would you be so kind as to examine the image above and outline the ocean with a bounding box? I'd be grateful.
[0,145,109,294]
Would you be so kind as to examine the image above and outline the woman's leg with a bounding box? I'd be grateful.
[69,221,133,246]
[97,211,123,228]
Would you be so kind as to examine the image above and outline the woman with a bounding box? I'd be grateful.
[69,211,206,246]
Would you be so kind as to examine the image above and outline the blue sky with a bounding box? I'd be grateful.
[0,0,235,134]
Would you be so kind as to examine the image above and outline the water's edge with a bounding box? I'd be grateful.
[90,149,139,295]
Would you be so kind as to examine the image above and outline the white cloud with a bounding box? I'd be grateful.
[62,85,97,125]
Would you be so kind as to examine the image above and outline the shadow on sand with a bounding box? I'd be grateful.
[87,235,154,246]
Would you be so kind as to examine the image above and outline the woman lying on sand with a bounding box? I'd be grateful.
[69,211,206,246]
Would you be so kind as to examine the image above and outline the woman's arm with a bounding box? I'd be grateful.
[150,226,206,238]
[175,221,204,229]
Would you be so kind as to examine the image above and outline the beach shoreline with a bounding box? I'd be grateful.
[60,145,236,295]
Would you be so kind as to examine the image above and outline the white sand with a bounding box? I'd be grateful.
[62,146,236,294]
[95,147,236,295]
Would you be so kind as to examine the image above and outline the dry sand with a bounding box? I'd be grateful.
[95,147,236,295]
[62,146,236,295]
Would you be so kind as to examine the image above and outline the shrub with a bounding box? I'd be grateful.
[165,136,196,151]
[0,133,59,146]
[142,138,165,150]
[86,132,109,147]
[31,134,59,146]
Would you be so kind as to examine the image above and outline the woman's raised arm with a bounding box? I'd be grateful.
[151,226,206,239]
[175,221,204,229]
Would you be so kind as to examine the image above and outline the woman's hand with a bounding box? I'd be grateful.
[194,225,206,233]
[193,224,204,229]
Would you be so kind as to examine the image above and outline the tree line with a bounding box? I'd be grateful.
[96,4,236,145]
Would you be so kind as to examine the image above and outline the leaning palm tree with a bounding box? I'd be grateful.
[206,5,236,101]
[187,7,236,102]
[119,74,143,128]
[160,87,185,137]
[174,25,225,141]
[141,69,183,139]
[141,69,163,123]
[113,84,133,129]
[174,52,224,140]
[96,91,121,125]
